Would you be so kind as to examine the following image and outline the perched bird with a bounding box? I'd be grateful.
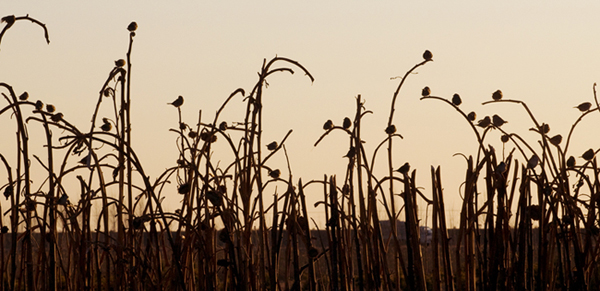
[344,146,356,158]
[100,122,112,132]
[452,93,462,106]
[35,100,43,110]
[115,59,126,67]
[3,185,13,200]
[342,117,352,129]
[127,21,138,32]
[323,119,333,130]
[477,116,491,128]
[467,111,477,122]
[496,162,507,174]
[46,104,56,113]
[527,155,539,169]
[566,156,576,168]
[421,86,431,97]
[269,169,281,179]
[423,50,433,61]
[575,102,592,112]
[78,155,90,165]
[56,194,69,206]
[582,149,595,161]
[492,90,503,101]
[178,183,191,194]
[18,91,28,101]
[530,123,550,134]
[396,162,410,175]
[50,113,63,122]
[548,134,562,146]
[267,141,278,151]
[385,124,396,134]
[492,114,507,127]
[1,15,15,28]
[169,95,184,107]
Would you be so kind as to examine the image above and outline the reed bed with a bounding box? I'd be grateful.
[1,16,600,291]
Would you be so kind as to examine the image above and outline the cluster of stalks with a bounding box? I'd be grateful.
[1,15,600,291]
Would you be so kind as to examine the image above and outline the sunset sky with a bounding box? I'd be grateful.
[1,1,600,227]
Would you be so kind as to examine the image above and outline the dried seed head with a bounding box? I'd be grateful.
[267,141,278,151]
[566,156,576,168]
[501,134,510,143]
[35,100,43,110]
[548,134,562,146]
[219,121,227,131]
[127,21,137,32]
[385,124,396,134]
[3,185,13,200]
[19,91,28,101]
[169,95,184,107]
[57,194,68,205]
[115,59,126,67]
[467,111,477,121]
[582,149,595,161]
[1,226,8,233]
[188,131,197,138]
[452,93,462,106]
[179,122,187,130]
[575,102,592,112]
[342,117,351,129]
[396,162,410,174]
[206,190,223,207]
[492,90,503,101]
[100,122,112,132]
[492,114,507,127]
[103,87,112,97]
[218,229,230,243]
[323,119,333,130]
[423,50,433,61]
[46,104,55,113]
[540,123,550,134]
[421,86,431,97]
[1,15,15,27]
[308,247,319,258]
[477,116,491,128]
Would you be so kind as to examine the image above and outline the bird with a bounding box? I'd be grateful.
[492,114,507,127]
[3,185,13,200]
[344,146,356,158]
[575,102,592,112]
[527,155,539,169]
[127,21,138,32]
[269,169,281,179]
[548,134,562,146]
[1,15,15,28]
[582,149,595,161]
[385,124,396,134]
[267,141,278,151]
[35,100,43,110]
[492,90,503,101]
[421,86,431,97]
[342,117,352,129]
[477,116,491,128]
[46,104,56,113]
[50,113,63,122]
[323,119,333,130]
[169,95,184,107]
[423,50,433,61]
[115,59,126,67]
[467,111,477,121]
[396,162,410,175]
[530,123,550,134]
[18,92,28,101]
[452,93,462,106]
[566,156,576,168]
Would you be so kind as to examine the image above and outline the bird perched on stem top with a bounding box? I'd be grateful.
[492,90,503,101]
[169,96,184,107]
[396,162,410,175]
[423,50,433,61]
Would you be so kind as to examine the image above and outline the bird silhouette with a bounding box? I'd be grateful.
[575,102,592,112]
[492,114,507,127]
[169,95,184,107]
[269,169,281,179]
[115,59,126,67]
[548,134,562,146]
[100,122,112,132]
[127,21,138,32]
[396,162,410,174]
[342,117,351,129]
[51,113,63,122]
[1,15,15,28]
[46,104,55,113]
[323,119,333,130]
[582,149,595,161]
[385,124,396,134]
[421,86,431,97]
[267,141,278,151]
[566,156,576,168]
[527,155,539,169]
[477,116,491,128]
[452,93,462,106]
[423,50,433,61]
[492,90,503,101]
[467,111,477,121]
[18,92,28,101]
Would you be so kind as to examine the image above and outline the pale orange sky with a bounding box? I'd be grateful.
[1,1,600,227]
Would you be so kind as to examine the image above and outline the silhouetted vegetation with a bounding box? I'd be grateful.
[1,15,600,291]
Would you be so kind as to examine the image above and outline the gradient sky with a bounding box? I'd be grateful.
[1,1,600,227]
